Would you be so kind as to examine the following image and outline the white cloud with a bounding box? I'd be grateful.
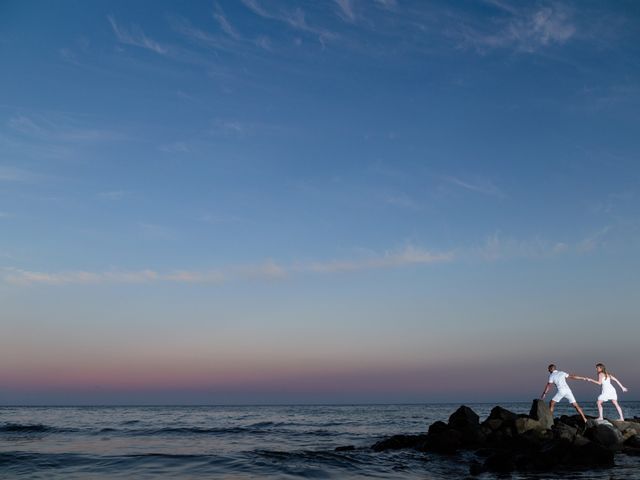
[213,3,241,40]
[334,0,356,22]
[255,35,273,51]
[2,245,452,287]
[442,175,505,198]
[239,0,336,41]
[7,114,122,144]
[456,5,576,53]
[576,226,611,253]
[300,245,454,273]
[1,268,222,286]
[478,232,567,261]
[107,15,168,55]
[374,0,397,10]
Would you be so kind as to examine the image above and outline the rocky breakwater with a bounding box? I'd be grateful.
[370,400,640,475]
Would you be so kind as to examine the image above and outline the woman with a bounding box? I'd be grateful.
[580,363,628,421]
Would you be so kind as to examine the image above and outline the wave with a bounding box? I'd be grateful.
[254,448,367,470]
[0,423,73,434]
[125,426,268,436]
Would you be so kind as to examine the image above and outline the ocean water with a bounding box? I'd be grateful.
[1,402,639,479]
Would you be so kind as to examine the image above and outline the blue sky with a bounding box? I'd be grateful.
[1,0,639,404]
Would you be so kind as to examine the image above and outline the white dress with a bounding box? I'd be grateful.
[598,375,618,402]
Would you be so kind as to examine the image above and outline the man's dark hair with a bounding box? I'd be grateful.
[548,364,556,371]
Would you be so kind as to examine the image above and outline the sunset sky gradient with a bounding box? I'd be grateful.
[1,0,639,404]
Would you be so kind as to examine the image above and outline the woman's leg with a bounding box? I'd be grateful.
[597,400,604,420]
[612,400,624,421]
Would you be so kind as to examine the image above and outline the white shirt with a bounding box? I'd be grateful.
[549,370,570,391]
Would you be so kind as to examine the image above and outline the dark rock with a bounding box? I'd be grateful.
[626,435,640,448]
[483,418,503,431]
[371,434,428,452]
[483,450,516,473]
[449,406,480,430]
[513,428,552,449]
[612,420,640,441]
[369,403,626,474]
[552,422,578,442]
[514,417,543,435]
[565,440,615,467]
[487,406,517,423]
[530,439,571,470]
[426,427,463,454]
[529,399,553,429]
[623,435,640,456]
[334,445,355,452]
[586,423,623,450]
[558,414,587,428]
[427,420,448,436]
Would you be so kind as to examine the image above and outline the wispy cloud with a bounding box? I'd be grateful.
[7,114,122,144]
[475,227,614,261]
[442,175,505,198]
[213,3,241,40]
[374,0,397,10]
[2,245,452,287]
[239,0,336,42]
[300,245,453,273]
[576,226,611,253]
[454,4,576,53]
[107,15,168,55]
[255,35,273,51]
[334,0,356,22]
[477,232,568,261]
[170,16,230,52]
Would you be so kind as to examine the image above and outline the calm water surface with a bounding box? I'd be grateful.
[1,402,639,479]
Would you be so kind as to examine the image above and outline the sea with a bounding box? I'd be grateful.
[1,402,639,479]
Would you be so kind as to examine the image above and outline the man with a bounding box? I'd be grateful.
[541,364,587,423]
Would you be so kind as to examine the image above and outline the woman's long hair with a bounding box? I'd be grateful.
[596,363,609,379]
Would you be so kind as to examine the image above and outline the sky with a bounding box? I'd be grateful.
[1,0,639,405]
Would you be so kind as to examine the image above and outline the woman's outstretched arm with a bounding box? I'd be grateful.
[611,375,629,392]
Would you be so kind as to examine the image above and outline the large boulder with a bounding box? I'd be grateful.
[529,399,553,429]
[565,440,615,467]
[487,406,517,423]
[449,405,479,430]
[552,422,578,442]
[514,417,543,435]
[483,418,503,431]
[624,435,640,456]
[425,427,463,454]
[428,420,448,436]
[612,420,640,441]
[558,414,587,428]
[586,422,623,450]
[626,435,640,448]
